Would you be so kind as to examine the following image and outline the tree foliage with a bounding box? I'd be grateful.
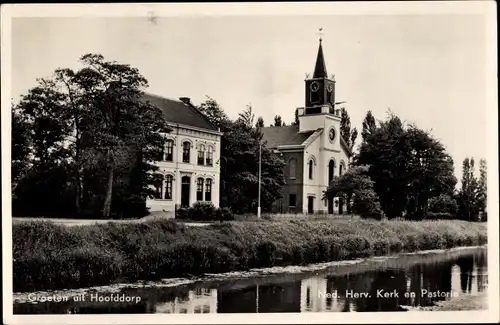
[238,105,255,129]
[11,104,32,192]
[456,157,486,221]
[273,115,283,127]
[477,159,487,220]
[361,110,377,142]
[198,96,232,131]
[353,112,457,219]
[293,108,300,126]
[198,98,286,214]
[255,116,264,128]
[428,194,458,215]
[340,107,358,151]
[12,53,169,218]
[324,165,385,220]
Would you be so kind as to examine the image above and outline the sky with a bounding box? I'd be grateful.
[10,12,490,180]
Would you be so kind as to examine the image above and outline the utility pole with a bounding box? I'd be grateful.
[257,143,262,219]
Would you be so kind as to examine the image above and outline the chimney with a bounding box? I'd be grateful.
[179,97,191,105]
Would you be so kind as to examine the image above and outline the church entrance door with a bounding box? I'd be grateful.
[307,196,314,214]
[181,176,191,208]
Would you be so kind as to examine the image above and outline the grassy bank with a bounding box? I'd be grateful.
[404,292,487,311]
[13,218,487,292]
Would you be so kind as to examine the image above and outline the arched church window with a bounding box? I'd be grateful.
[289,158,297,179]
[328,159,336,183]
[339,161,345,176]
[308,160,314,180]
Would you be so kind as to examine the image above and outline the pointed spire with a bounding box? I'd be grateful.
[313,38,328,78]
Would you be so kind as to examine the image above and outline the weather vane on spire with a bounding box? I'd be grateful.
[318,28,324,42]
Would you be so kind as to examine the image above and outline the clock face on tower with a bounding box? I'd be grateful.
[310,81,320,92]
[327,83,333,93]
[329,128,336,142]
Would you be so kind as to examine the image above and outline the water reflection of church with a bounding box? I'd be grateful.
[150,250,487,314]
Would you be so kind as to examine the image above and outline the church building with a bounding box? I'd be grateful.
[261,38,352,214]
[144,94,223,213]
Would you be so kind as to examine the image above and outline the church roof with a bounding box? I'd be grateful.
[261,124,353,157]
[260,125,316,148]
[142,93,218,131]
[313,40,328,78]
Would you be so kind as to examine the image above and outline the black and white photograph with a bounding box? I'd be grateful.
[2,2,498,324]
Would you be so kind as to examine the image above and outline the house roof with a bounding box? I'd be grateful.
[260,125,316,148]
[340,136,353,157]
[142,93,218,131]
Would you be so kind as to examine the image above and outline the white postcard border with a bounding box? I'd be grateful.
[2,2,498,324]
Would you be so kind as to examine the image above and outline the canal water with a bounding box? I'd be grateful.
[14,246,487,314]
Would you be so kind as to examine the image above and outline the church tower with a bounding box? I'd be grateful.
[304,38,336,114]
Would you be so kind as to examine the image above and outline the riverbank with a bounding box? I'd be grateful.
[13,218,487,292]
[404,292,487,311]
[428,292,487,311]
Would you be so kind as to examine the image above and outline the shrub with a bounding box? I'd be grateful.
[188,202,217,221]
[256,241,277,267]
[352,189,385,220]
[428,194,458,214]
[216,207,234,221]
[426,212,454,220]
[313,239,331,262]
[175,207,189,220]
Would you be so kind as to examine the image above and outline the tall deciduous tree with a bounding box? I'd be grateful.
[256,116,264,128]
[323,165,385,220]
[354,113,457,219]
[477,159,487,220]
[12,53,169,218]
[404,125,457,219]
[11,104,32,192]
[224,118,284,213]
[198,98,285,213]
[238,105,255,129]
[340,107,358,151]
[198,96,232,131]
[361,110,377,142]
[75,54,169,217]
[458,158,481,221]
[293,108,300,126]
[274,115,283,127]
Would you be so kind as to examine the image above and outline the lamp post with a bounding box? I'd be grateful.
[257,143,262,219]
